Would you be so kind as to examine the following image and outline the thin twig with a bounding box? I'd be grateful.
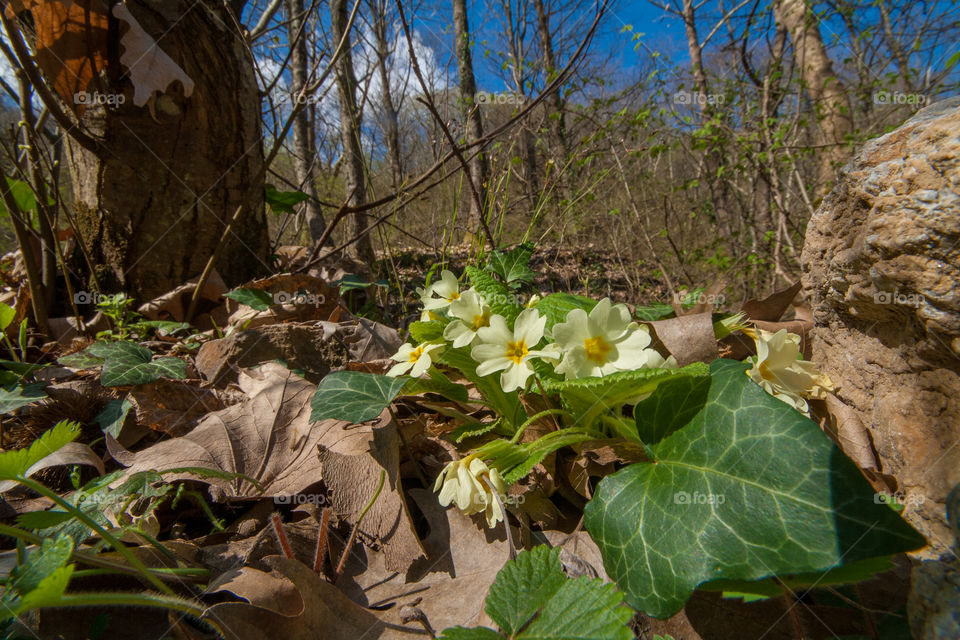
[270,512,296,560]
[334,469,385,581]
[313,507,331,576]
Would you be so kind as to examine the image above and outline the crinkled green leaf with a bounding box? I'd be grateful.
[633,302,675,322]
[310,371,407,423]
[224,287,273,311]
[0,420,80,480]
[584,359,927,619]
[485,243,535,289]
[520,577,633,640]
[542,364,708,428]
[9,534,74,593]
[535,292,597,329]
[93,341,187,386]
[465,266,522,323]
[0,382,46,414]
[484,545,568,634]
[409,320,446,343]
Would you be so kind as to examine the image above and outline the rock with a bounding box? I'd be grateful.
[801,98,960,638]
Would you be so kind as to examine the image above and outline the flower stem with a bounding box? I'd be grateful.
[334,469,385,581]
[510,408,570,444]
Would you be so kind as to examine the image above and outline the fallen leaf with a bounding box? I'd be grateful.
[128,379,226,436]
[648,312,717,366]
[317,412,425,573]
[137,269,228,331]
[742,281,802,322]
[820,395,878,470]
[113,363,330,500]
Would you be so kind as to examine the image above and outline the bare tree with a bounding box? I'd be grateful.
[367,0,404,191]
[331,0,375,263]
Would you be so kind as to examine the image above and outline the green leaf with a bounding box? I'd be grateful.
[9,534,74,593]
[310,371,407,423]
[0,382,46,414]
[135,320,192,336]
[634,302,675,321]
[58,347,105,369]
[0,302,14,330]
[94,398,133,438]
[409,320,446,343]
[484,545,568,634]
[17,509,75,530]
[0,359,47,377]
[402,370,469,403]
[465,266,522,323]
[0,177,53,218]
[13,565,74,615]
[439,628,504,640]
[0,420,80,480]
[224,287,273,311]
[265,184,309,214]
[534,293,597,329]
[634,371,711,444]
[542,364,708,428]
[485,244,536,288]
[520,577,633,639]
[584,359,926,619]
[334,274,388,294]
[435,347,524,429]
[94,341,187,386]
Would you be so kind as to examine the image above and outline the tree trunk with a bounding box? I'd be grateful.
[774,0,853,192]
[501,0,540,211]
[453,0,489,240]
[369,0,403,191]
[286,0,325,242]
[64,0,267,301]
[330,0,375,264]
[533,0,568,164]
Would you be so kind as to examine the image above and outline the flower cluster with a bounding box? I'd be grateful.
[389,270,672,392]
[745,328,834,416]
[433,454,508,527]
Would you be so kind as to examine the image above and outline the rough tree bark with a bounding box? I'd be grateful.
[330,0,375,264]
[774,0,853,192]
[453,0,489,239]
[285,0,326,242]
[62,0,268,300]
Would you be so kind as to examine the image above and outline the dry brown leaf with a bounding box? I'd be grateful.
[113,363,330,500]
[649,312,718,366]
[111,2,195,107]
[742,281,802,322]
[137,269,228,330]
[206,564,303,617]
[128,379,226,436]
[821,395,879,470]
[317,412,425,573]
[562,439,650,499]
[202,556,393,640]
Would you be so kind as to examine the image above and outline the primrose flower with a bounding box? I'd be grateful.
[551,298,668,379]
[434,454,508,528]
[746,328,834,416]
[387,342,443,377]
[421,270,462,311]
[443,288,492,347]
[471,308,550,392]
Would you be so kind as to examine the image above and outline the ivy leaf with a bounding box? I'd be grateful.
[94,398,133,438]
[402,370,469,404]
[310,371,407,423]
[634,372,711,444]
[0,420,80,480]
[58,347,106,369]
[485,244,536,288]
[440,546,633,640]
[94,341,187,386]
[0,382,47,414]
[265,184,309,214]
[584,359,926,619]
[224,287,273,311]
[533,292,597,329]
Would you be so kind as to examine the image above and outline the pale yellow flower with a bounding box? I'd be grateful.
[443,288,491,348]
[421,270,462,311]
[747,328,834,415]
[471,309,551,392]
[387,342,443,377]
[433,454,508,527]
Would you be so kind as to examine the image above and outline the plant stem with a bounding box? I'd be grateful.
[334,469,385,581]
[16,477,175,595]
[510,408,570,444]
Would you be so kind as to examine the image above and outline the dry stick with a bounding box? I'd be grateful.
[184,0,362,322]
[394,0,495,251]
[270,512,297,560]
[313,507,331,576]
[333,469,385,581]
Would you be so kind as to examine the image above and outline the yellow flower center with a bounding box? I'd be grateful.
[757,361,776,381]
[583,335,612,364]
[471,312,491,331]
[448,291,461,301]
[408,345,425,363]
[504,340,529,365]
